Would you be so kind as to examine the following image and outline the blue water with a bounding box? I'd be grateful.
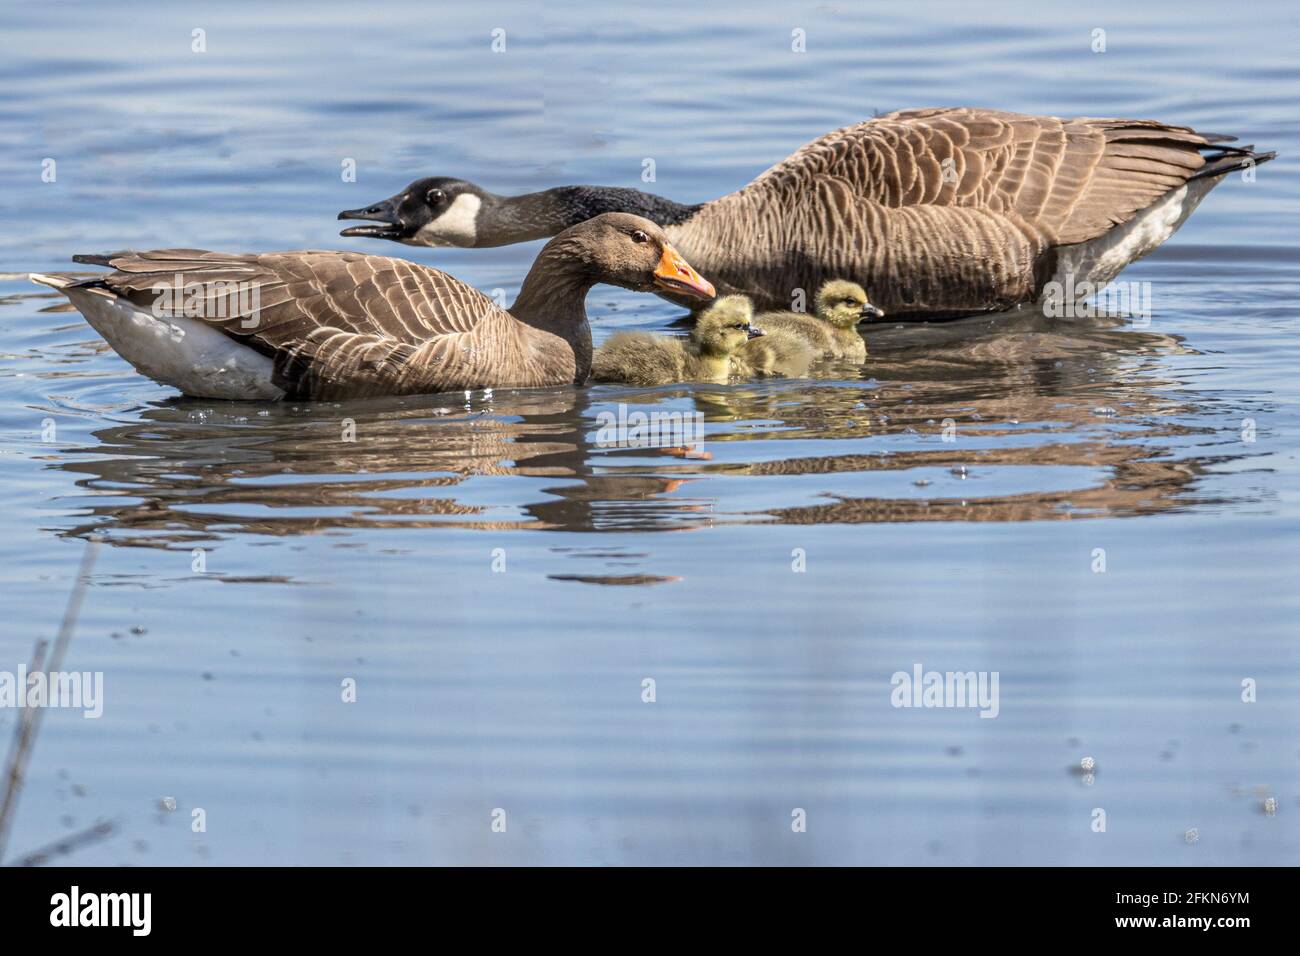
[0,0,1297,865]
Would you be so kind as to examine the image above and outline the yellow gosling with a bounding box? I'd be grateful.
[754,279,882,362]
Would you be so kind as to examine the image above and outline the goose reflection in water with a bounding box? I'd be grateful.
[50,307,1238,551]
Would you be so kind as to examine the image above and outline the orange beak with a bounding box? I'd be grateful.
[652,244,715,300]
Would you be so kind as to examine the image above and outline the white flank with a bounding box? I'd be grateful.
[1049,176,1219,295]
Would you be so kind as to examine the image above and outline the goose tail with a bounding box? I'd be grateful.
[29,272,79,291]
[71,253,130,268]
[1191,144,1277,181]
[29,271,113,297]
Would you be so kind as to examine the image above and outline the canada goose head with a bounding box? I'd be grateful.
[547,213,716,300]
[692,295,763,356]
[340,178,702,249]
[815,280,884,327]
[338,177,488,246]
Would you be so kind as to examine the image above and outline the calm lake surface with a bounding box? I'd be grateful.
[1,0,1297,865]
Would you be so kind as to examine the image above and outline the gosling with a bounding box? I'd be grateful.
[755,279,883,362]
[591,296,811,385]
[713,296,815,379]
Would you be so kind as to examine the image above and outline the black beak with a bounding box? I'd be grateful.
[338,196,406,240]
[859,303,885,322]
[746,325,765,339]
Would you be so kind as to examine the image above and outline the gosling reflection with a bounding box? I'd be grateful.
[594,312,1221,524]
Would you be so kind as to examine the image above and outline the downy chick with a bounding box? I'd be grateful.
[710,296,815,379]
[754,279,882,362]
[591,301,761,385]
[591,295,813,385]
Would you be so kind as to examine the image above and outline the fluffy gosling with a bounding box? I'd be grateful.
[591,302,759,385]
[754,279,882,362]
[711,296,814,379]
[590,295,812,385]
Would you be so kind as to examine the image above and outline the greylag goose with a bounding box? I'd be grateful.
[29,213,714,401]
[339,108,1275,318]
[755,279,880,362]
[591,294,811,386]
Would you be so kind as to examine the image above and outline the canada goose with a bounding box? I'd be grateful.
[592,295,812,386]
[755,280,881,363]
[29,213,714,401]
[340,108,1275,318]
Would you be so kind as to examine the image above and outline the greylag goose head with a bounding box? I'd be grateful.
[546,212,715,300]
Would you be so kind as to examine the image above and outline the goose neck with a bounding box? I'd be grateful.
[510,237,594,325]
[508,239,596,383]
[479,186,700,245]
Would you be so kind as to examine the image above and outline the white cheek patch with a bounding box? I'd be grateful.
[415,193,481,247]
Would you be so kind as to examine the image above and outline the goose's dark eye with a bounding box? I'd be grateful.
[426,188,446,205]
[732,324,747,330]
[630,230,649,244]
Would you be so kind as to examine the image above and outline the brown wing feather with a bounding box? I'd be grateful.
[755,108,1212,243]
[675,108,1226,314]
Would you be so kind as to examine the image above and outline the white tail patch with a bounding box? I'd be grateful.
[31,274,284,400]
[1049,177,1219,295]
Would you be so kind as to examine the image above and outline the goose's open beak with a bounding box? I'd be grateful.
[859,303,885,322]
[653,245,715,300]
[338,195,407,240]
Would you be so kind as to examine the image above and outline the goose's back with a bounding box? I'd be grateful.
[673,108,1228,315]
[754,109,1205,240]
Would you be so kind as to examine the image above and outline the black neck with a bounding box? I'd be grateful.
[477,186,701,246]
